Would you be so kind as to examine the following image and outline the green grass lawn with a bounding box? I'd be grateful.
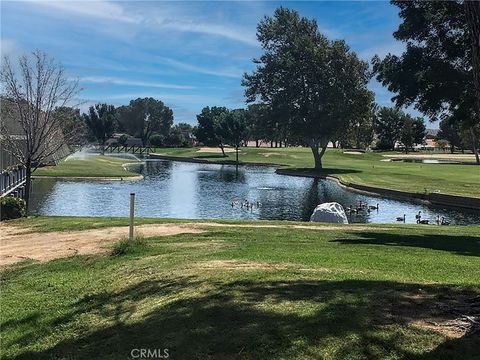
[2,216,479,359]
[153,147,480,198]
[33,155,142,178]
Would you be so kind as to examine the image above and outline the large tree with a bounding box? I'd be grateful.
[117,97,173,147]
[373,0,479,164]
[465,1,480,163]
[436,118,462,153]
[373,107,405,151]
[337,101,376,150]
[399,116,426,153]
[245,103,270,147]
[218,109,249,163]
[0,50,81,210]
[83,103,117,151]
[195,106,230,156]
[243,7,372,169]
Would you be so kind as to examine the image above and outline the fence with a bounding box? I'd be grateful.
[1,167,27,197]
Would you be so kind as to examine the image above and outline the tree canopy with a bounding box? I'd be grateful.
[195,106,230,156]
[243,7,373,169]
[117,97,173,147]
[372,0,479,163]
[83,103,117,147]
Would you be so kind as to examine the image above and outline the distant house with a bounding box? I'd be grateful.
[425,128,439,138]
[1,98,72,167]
[106,134,143,147]
[180,129,197,147]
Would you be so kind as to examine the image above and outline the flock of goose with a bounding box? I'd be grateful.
[345,201,379,215]
[229,199,452,225]
[230,200,262,211]
[347,201,451,225]
[396,211,450,225]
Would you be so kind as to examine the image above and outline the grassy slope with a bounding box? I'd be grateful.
[33,156,142,178]
[2,216,479,359]
[153,147,480,198]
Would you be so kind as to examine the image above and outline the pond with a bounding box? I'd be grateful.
[30,159,480,225]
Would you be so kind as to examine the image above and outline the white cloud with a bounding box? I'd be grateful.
[25,0,142,23]
[24,0,257,46]
[0,38,20,57]
[104,92,220,104]
[153,17,257,46]
[79,76,195,90]
[154,56,243,78]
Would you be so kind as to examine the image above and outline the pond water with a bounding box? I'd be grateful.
[30,159,480,225]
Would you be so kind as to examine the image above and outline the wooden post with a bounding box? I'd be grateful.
[129,193,135,240]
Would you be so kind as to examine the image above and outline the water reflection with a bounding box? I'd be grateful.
[29,160,480,225]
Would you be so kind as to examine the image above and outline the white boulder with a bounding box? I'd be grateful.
[310,202,349,224]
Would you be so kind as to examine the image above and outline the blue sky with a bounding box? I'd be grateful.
[1,0,417,125]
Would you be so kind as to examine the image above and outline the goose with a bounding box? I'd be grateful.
[396,214,406,222]
[415,211,422,220]
[369,203,379,210]
[440,217,450,226]
[418,219,429,224]
[347,205,357,214]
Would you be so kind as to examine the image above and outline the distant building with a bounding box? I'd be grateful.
[106,134,143,147]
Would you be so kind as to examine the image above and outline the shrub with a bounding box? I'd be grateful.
[118,134,128,146]
[111,234,147,256]
[149,134,165,147]
[0,196,26,221]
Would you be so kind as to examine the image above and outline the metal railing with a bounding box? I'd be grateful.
[1,167,27,197]
[104,145,156,154]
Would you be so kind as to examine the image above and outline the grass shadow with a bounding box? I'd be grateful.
[278,167,362,177]
[11,278,480,360]
[194,154,230,159]
[331,232,480,256]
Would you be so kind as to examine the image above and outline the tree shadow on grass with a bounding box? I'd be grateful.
[331,232,480,256]
[279,167,362,177]
[194,154,230,159]
[10,278,480,360]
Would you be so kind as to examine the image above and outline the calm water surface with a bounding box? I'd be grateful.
[30,160,480,225]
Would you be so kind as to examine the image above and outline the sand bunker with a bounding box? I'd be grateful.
[382,154,476,161]
[196,147,238,153]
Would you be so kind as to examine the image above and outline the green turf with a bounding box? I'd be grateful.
[33,156,142,178]
[152,147,480,198]
[1,216,479,359]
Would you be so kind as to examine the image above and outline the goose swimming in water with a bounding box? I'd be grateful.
[396,214,406,222]
[369,203,379,210]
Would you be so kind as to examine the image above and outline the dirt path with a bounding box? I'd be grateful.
[0,223,204,266]
[0,221,378,267]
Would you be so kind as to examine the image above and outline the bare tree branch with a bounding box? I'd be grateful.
[0,49,81,209]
